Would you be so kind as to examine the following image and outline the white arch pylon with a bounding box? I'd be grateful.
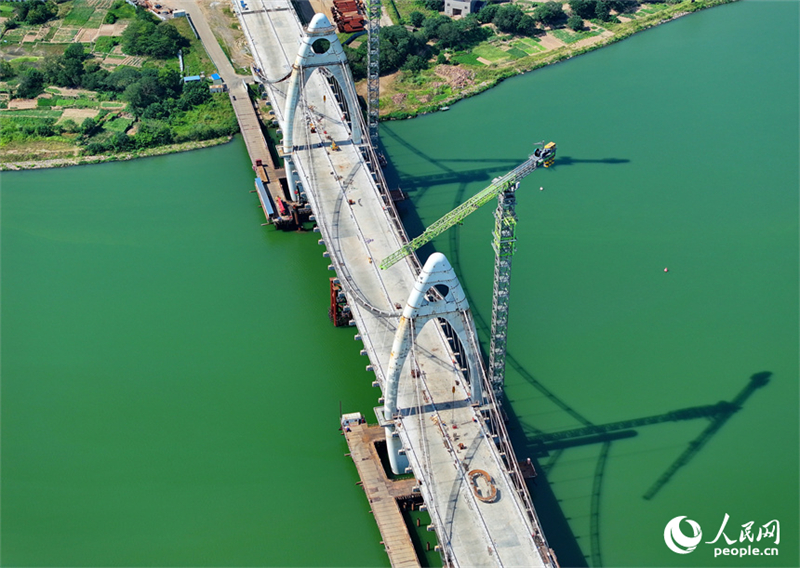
[383,252,486,474]
[282,13,362,164]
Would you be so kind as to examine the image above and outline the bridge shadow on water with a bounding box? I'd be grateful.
[378,133,773,566]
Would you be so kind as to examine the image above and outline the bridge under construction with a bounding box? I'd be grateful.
[232,1,558,566]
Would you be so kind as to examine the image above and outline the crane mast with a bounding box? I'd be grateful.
[488,183,518,394]
[379,141,556,399]
[366,0,380,148]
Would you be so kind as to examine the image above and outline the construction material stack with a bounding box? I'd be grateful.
[332,0,365,32]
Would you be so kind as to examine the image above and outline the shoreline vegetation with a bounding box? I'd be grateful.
[1,0,738,171]
[0,135,233,171]
[361,0,738,119]
[0,0,237,171]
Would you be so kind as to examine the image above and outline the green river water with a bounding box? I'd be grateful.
[2,1,797,566]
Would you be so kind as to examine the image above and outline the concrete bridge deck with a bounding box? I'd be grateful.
[235,1,555,566]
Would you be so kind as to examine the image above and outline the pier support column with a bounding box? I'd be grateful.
[384,425,409,475]
[284,157,299,202]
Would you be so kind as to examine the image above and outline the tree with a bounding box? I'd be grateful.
[343,44,366,80]
[135,120,172,148]
[378,26,428,74]
[123,73,165,114]
[80,62,110,91]
[477,4,499,24]
[16,68,45,99]
[0,60,15,80]
[594,0,611,21]
[402,54,428,73]
[516,15,538,36]
[57,43,88,88]
[408,11,425,28]
[569,0,597,19]
[533,1,566,27]
[158,67,182,99]
[80,117,100,136]
[607,0,637,14]
[421,14,450,40]
[60,119,79,133]
[63,43,87,62]
[423,0,444,11]
[493,5,524,34]
[178,79,211,110]
[567,13,584,31]
[109,131,131,152]
[104,66,142,92]
[15,0,58,26]
[121,19,186,58]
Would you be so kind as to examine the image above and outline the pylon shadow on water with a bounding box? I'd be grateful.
[508,370,771,567]
[378,133,761,566]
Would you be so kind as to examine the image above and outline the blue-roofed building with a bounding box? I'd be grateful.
[183,75,202,83]
[210,73,223,85]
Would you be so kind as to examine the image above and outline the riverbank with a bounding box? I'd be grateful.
[0,135,232,171]
[1,0,736,170]
[0,1,236,171]
[377,0,739,119]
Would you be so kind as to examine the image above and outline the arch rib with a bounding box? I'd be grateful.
[382,253,485,473]
[282,13,362,158]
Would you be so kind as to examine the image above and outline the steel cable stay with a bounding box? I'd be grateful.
[291,67,399,320]
[305,81,398,317]
[305,102,396,315]
[462,315,554,565]
[410,320,434,486]
[333,62,423,277]
[405,327,505,567]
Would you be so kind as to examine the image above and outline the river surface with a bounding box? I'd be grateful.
[1,1,797,566]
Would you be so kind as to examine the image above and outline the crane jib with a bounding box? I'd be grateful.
[379,142,556,270]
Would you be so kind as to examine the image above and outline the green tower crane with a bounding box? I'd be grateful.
[380,141,556,395]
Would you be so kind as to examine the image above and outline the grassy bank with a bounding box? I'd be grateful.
[0,135,234,171]
[376,0,738,119]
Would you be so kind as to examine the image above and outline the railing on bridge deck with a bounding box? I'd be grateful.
[436,317,557,567]
[242,5,554,563]
[318,58,555,567]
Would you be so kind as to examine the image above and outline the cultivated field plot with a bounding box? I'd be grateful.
[636,3,670,15]
[550,27,604,44]
[0,109,64,119]
[59,107,100,121]
[1,28,27,43]
[511,37,546,54]
[472,43,512,63]
[104,117,133,132]
[63,6,96,27]
[51,27,81,42]
[94,35,117,53]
